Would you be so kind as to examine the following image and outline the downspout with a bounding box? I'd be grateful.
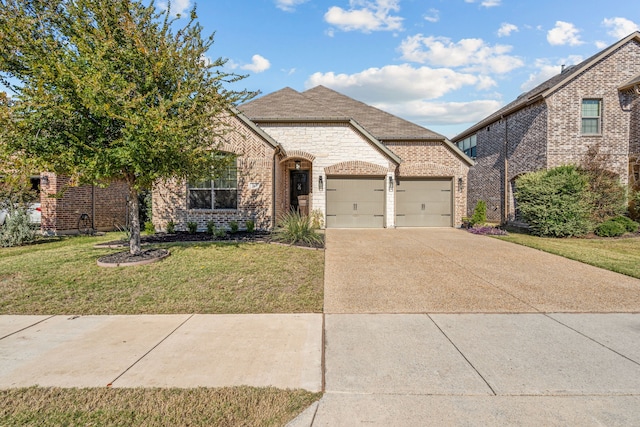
[272,146,280,229]
[503,115,509,225]
[91,184,95,231]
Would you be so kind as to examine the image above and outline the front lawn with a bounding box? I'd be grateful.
[498,232,640,279]
[0,234,324,314]
[0,386,321,427]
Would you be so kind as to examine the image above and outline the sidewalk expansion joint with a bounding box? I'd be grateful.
[0,315,56,341]
[545,314,640,368]
[427,313,497,396]
[107,313,195,387]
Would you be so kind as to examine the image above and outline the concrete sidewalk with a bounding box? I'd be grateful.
[0,314,322,391]
[290,313,640,426]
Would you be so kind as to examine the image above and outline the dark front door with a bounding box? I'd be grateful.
[290,170,309,211]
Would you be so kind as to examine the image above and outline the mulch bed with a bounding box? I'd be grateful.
[97,231,324,250]
[97,248,170,267]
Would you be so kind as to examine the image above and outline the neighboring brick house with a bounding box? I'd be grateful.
[153,86,473,231]
[38,173,128,234]
[451,32,640,223]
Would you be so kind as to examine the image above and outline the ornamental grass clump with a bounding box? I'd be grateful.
[273,211,323,247]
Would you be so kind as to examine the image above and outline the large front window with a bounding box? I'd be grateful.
[581,99,602,135]
[188,160,238,210]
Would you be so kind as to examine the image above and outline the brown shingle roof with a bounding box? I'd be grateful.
[452,31,640,142]
[239,85,444,141]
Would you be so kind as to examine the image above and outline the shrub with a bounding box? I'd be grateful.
[467,226,508,236]
[215,228,226,238]
[186,221,198,234]
[245,220,255,233]
[470,200,487,226]
[611,215,639,233]
[515,165,593,237]
[166,221,175,234]
[229,220,239,234]
[144,221,155,235]
[580,144,626,223]
[629,189,640,221]
[309,209,324,229]
[206,220,217,235]
[273,211,323,246]
[595,219,626,237]
[0,206,37,247]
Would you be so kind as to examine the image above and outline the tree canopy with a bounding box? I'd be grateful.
[0,0,254,253]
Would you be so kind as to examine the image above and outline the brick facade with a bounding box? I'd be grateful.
[455,35,640,223]
[385,141,469,227]
[152,115,276,232]
[40,172,128,234]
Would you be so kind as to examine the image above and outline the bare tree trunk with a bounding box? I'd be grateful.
[128,186,141,255]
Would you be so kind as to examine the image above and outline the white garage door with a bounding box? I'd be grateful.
[395,178,453,227]
[326,177,385,228]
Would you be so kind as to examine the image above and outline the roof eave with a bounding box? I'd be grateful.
[348,119,402,165]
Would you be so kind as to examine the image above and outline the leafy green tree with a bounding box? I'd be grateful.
[0,0,253,254]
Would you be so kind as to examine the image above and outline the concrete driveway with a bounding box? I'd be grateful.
[324,228,640,313]
[290,228,640,426]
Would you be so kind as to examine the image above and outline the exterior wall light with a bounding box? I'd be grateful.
[458,177,464,191]
[319,175,323,190]
[388,176,394,192]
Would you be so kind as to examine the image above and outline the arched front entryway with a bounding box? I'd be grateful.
[279,152,315,216]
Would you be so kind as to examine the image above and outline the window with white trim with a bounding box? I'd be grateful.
[188,158,238,210]
[457,134,477,158]
[581,99,602,135]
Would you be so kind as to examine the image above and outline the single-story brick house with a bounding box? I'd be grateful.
[153,86,473,231]
[451,31,640,223]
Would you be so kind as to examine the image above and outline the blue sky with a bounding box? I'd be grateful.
[171,0,638,138]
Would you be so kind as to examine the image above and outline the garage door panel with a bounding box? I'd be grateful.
[396,179,452,227]
[326,178,385,228]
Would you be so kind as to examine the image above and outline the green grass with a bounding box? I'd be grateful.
[0,386,321,427]
[498,232,640,279]
[0,234,324,314]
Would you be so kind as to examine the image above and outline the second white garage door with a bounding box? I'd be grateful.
[326,177,385,228]
[395,178,453,227]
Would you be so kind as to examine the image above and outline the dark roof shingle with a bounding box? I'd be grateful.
[239,86,444,141]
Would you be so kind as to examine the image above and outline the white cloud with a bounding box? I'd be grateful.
[520,55,583,92]
[497,23,518,37]
[377,99,503,125]
[306,64,489,102]
[424,8,439,23]
[240,55,271,73]
[158,0,191,16]
[602,17,639,40]
[595,40,608,49]
[324,0,403,33]
[547,21,583,46]
[275,0,308,12]
[398,35,523,74]
[465,0,502,7]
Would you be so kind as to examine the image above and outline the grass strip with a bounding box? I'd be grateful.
[497,232,640,279]
[0,386,321,427]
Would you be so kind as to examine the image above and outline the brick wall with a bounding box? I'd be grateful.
[153,115,276,232]
[546,40,640,186]
[385,141,470,227]
[40,172,128,234]
[464,38,640,223]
